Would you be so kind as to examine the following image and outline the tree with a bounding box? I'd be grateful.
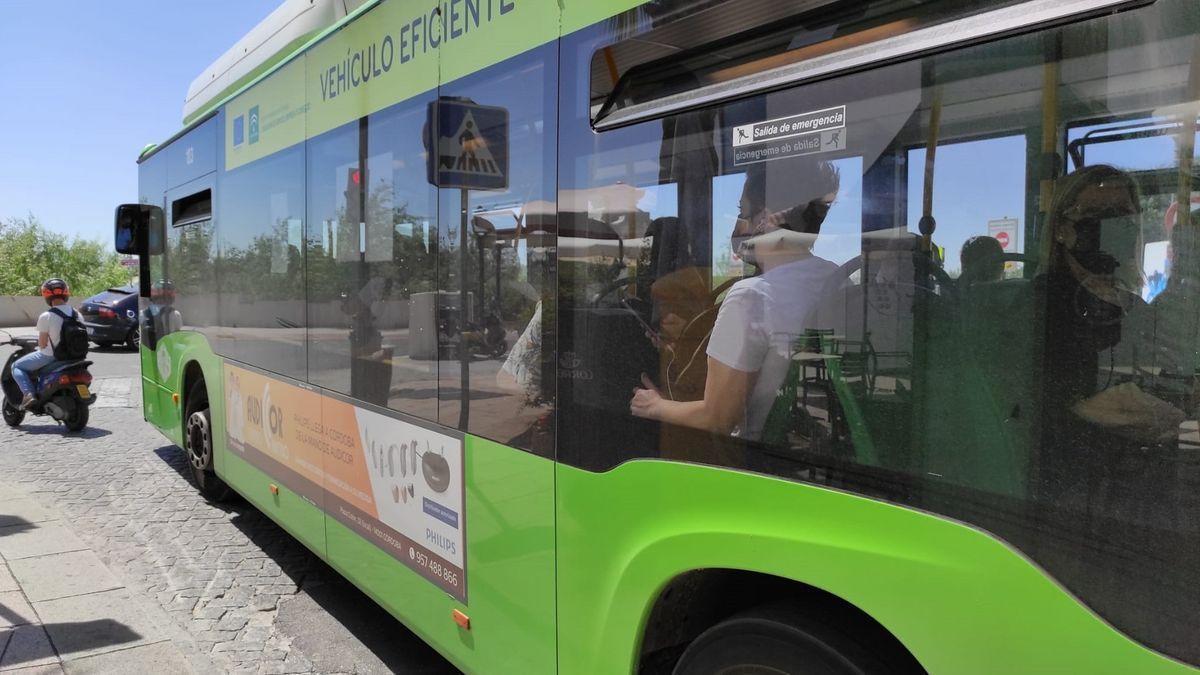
[0,214,131,297]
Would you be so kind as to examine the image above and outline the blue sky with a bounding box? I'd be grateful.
[0,0,280,243]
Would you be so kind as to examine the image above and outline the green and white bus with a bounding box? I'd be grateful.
[114,0,1200,671]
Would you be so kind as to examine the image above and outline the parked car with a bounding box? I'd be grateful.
[78,285,139,349]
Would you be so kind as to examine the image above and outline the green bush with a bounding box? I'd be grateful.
[0,214,132,298]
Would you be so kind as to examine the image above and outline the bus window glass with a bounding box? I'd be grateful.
[436,45,558,455]
[139,153,168,335]
[306,122,362,398]
[365,100,440,418]
[166,116,217,189]
[907,136,1028,280]
[216,145,307,381]
[166,188,217,334]
[306,101,441,418]
[1068,117,1200,302]
[559,0,1200,663]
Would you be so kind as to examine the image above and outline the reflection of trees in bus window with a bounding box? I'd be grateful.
[166,216,216,330]
[216,144,307,381]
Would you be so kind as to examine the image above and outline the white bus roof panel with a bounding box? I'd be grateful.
[183,0,368,125]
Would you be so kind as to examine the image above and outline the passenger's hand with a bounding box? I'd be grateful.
[630,373,663,420]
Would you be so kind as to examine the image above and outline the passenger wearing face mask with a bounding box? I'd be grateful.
[630,159,840,440]
[1035,164,1183,503]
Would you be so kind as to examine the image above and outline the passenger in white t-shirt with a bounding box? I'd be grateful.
[630,159,841,440]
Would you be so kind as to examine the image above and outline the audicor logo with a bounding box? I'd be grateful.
[559,351,592,380]
[246,384,287,457]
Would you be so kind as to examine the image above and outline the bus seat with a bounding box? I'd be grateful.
[918,278,1037,499]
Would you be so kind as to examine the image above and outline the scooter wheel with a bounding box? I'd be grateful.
[64,400,88,433]
[2,398,25,427]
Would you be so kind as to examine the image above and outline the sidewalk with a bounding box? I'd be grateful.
[0,482,215,674]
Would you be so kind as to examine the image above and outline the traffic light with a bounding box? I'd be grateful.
[345,167,363,225]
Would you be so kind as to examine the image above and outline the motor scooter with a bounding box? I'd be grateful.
[0,330,95,432]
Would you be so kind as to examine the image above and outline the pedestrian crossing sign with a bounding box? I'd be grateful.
[428,99,509,191]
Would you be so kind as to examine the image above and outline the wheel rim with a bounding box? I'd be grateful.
[186,411,211,472]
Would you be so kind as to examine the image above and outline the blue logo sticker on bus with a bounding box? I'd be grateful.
[423,497,459,529]
[248,106,260,145]
[233,115,245,147]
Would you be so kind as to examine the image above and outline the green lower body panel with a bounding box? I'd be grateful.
[555,460,1194,674]
[141,332,556,674]
[323,435,556,675]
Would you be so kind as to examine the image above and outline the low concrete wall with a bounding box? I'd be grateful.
[0,296,47,328]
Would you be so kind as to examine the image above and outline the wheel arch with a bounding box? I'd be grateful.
[636,567,925,673]
[181,359,208,413]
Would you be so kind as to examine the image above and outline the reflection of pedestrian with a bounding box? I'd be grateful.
[498,302,542,402]
[458,121,478,172]
[148,279,183,337]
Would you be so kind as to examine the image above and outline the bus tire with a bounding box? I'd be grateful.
[672,602,895,675]
[185,381,231,502]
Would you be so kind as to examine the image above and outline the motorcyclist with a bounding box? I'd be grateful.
[12,279,76,409]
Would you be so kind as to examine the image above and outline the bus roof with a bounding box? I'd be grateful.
[182,0,372,127]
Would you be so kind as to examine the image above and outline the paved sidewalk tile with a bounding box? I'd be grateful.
[8,552,121,603]
[0,525,86,562]
[62,641,190,674]
[0,501,58,529]
[32,589,159,660]
[0,564,18,593]
[0,591,36,629]
[0,625,58,671]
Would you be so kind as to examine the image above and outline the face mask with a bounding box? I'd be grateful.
[1070,215,1138,276]
[794,199,832,234]
[731,216,759,267]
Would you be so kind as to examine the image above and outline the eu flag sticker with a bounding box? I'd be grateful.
[232,115,245,147]
[248,106,260,145]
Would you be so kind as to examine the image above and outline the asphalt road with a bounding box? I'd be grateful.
[0,332,460,674]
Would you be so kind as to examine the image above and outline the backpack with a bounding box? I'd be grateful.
[49,307,89,360]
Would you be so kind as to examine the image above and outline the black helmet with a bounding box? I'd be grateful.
[40,278,70,305]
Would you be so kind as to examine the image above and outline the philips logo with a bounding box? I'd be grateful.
[233,115,245,146]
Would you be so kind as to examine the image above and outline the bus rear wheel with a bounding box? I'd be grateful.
[672,603,894,675]
[184,381,231,502]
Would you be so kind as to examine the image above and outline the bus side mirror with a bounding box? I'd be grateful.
[115,204,164,298]
[114,204,165,255]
